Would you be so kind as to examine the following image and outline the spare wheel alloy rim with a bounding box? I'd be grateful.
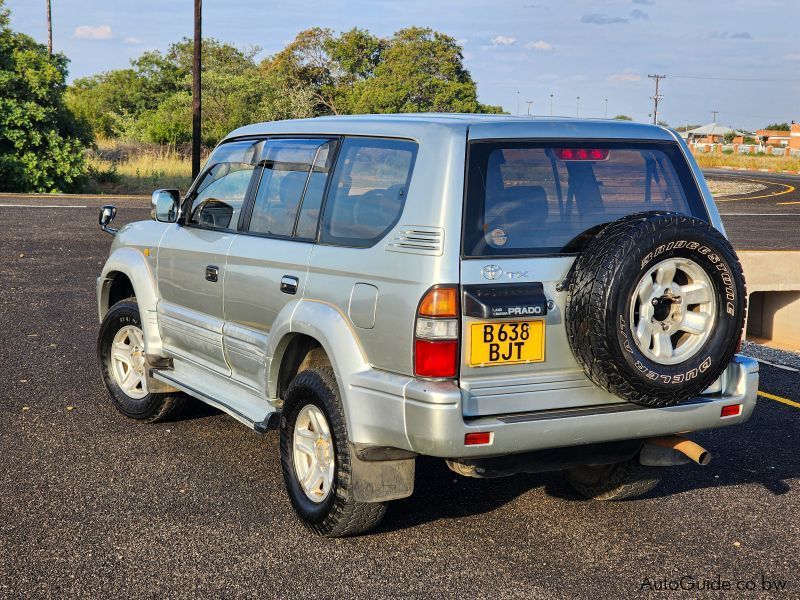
[629,257,717,365]
[292,404,335,503]
[110,325,149,399]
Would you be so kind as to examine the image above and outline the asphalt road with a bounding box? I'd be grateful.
[2,176,799,598]
[707,169,800,250]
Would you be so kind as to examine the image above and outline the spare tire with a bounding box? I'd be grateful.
[565,211,746,407]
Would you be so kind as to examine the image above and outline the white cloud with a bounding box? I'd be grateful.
[525,40,553,51]
[785,53,800,61]
[491,35,517,46]
[608,70,642,83]
[72,25,113,40]
[124,36,142,44]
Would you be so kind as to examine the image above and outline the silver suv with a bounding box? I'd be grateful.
[96,114,758,536]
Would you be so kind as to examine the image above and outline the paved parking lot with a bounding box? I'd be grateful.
[1,178,799,597]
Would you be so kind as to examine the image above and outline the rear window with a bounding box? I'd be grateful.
[463,141,706,257]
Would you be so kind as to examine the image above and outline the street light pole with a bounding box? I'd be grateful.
[604,98,608,119]
[576,96,580,117]
[549,93,553,116]
[526,100,534,116]
[191,0,202,181]
[516,90,520,116]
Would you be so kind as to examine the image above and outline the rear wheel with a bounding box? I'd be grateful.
[280,367,386,537]
[565,457,664,501]
[97,299,187,422]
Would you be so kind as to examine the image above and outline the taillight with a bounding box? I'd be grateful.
[414,286,459,378]
[555,148,610,161]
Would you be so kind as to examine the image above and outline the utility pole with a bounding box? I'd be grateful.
[525,100,534,116]
[711,110,718,123]
[549,93,554,116]
[648,74,665,125]
[191,0,202,181]
[46,0,52,55]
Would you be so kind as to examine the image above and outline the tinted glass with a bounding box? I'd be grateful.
[320,137,417,247]
[295,141,337,239]
[463,141,706,256]
[248,139,334,237]
[188,140,262,230]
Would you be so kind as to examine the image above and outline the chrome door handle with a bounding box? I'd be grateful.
[280,275,299,295]
[205,265,219,282]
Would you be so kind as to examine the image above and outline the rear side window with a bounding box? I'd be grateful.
[320,137,418,248]
[463,141,706,256]
[247,138,336,238]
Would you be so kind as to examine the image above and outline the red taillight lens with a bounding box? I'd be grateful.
[555,148,609,161]
[720,404,742,418]
[464,432,492,446]
[414,339,458,378]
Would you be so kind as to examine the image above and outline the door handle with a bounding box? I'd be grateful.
[280,275,299,295]
[205,265,219,282]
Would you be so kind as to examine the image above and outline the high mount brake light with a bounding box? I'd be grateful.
[415,286,459,378]
[555,148,610,161]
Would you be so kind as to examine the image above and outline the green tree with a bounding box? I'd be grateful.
[764,122,790,131]
[613,114,633,121]
[0,0,87,192]
[350,27,500,114]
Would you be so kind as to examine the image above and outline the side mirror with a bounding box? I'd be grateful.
[98,205,118,236]
[151,189,181,223]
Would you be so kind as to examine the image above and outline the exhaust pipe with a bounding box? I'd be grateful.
[645,435,711,466]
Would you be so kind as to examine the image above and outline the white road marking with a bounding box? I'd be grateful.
[754,358,800,373]
[0,204,88,208]
[719,213,800,217]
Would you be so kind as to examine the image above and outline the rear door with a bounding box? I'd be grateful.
[459,138,707,416]
[223,137,337,396]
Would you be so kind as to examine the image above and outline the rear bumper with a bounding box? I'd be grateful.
[347,355,758,459]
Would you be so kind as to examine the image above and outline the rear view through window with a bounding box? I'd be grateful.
[463,141,706,256]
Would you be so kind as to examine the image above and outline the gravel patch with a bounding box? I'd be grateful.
[741,340,800,370]
[706,177,767,198]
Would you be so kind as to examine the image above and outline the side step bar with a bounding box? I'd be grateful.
[151,369,280,434]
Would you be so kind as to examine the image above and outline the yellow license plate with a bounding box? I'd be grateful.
[469,320,545,367]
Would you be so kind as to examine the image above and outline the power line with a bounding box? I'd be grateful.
[648,74,666,125]
[671,74,787,83]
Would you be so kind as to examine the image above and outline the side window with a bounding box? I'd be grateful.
[188,140,262,230]
[320,138,418,247]
[247,139,336,238]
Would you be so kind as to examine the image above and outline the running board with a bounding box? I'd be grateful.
[151,368,279,434]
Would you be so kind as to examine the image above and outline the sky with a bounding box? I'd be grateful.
[6,0,800,130]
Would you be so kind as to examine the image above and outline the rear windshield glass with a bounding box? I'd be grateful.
[463,141,706,257]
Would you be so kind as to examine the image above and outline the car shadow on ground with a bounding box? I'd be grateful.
[378,405,799,533]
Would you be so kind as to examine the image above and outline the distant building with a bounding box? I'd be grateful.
[685,123,747,145]
[793,122,800,151]
[757,128,791,147]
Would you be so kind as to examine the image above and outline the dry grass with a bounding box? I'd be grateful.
[83,139,195,195]
[692,151,800,173]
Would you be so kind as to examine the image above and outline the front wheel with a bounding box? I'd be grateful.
[565,457,665,501]
[97,298,187,422]
[280,367,386,537]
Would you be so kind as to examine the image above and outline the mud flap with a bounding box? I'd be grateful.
[350,444,415,502]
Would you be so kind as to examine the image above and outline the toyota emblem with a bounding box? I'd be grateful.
[481,265,503,280]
